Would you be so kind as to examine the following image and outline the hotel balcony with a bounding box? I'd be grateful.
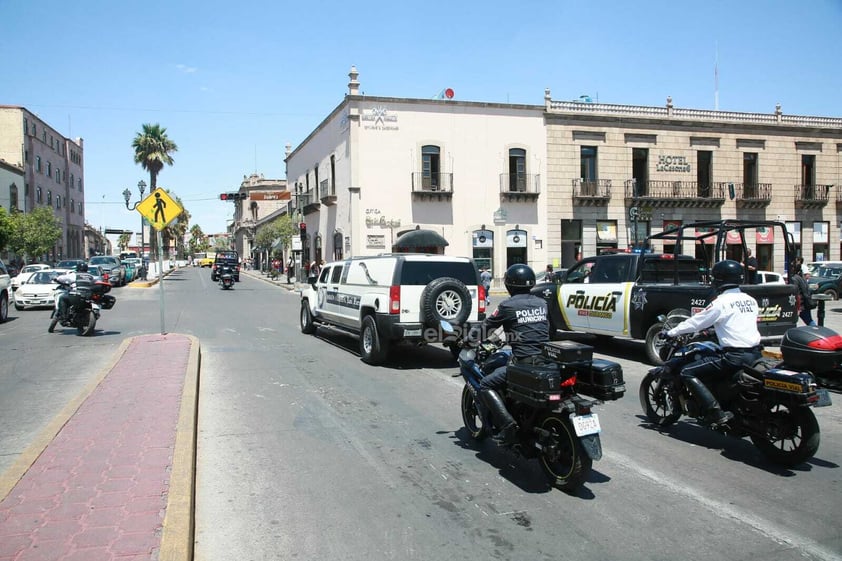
[299,191,321,215]
[624,180,726,208]
[411,172,454,201]
[499,173,540,202]
[572,178,611,206]
[320,179,337,206]
[734,183,773,209]
[795,184,831,209]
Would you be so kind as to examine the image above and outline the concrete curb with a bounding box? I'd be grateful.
[160,334,202,561]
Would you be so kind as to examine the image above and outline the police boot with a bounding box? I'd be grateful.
[478,389,518,446]
[684,377,734,426]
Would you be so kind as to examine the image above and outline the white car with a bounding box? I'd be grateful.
[11,264,52,293]
[13,270,61,310]
[756,270,785,284]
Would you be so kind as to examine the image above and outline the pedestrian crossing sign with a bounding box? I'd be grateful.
[136,188,183,231]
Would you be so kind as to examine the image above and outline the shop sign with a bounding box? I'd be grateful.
[362,106,399,131]
[756,226,774,244]
[367,234,386,249]
[656,154,692,172]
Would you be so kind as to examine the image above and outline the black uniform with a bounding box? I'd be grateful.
[479,293,549,391]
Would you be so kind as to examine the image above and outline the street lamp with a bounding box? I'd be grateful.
[123,180,147,278]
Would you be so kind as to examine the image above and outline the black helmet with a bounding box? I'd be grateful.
[76,263,89,273]
[711,259,742,291]
[504,264,536,295]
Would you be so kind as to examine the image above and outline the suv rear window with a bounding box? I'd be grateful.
[399,262,478,285]
[215,251,238,261]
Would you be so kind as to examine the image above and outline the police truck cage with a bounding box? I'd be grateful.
[646,219,797,284]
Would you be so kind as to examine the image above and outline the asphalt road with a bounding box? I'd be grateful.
[1,268,840,560]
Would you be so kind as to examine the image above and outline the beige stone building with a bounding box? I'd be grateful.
[227,173,290,263]
[545,93,842,273]
[0,106,87,260]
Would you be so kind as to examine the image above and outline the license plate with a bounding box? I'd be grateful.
[404,329,422,337]
[572,413,601,436]
[815,389,832,407]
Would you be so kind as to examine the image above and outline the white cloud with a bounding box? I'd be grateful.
[175,64,198,74]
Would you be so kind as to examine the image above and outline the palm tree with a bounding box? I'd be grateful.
[132,123,178,259]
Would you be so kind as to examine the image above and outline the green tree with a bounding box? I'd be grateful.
[160,190,190,259]
[253,215,295,256]
[188,224,210,256]
[7,207,62,262]
[118,231,132,253]
[132,123,178,259]
[0,207,14,253]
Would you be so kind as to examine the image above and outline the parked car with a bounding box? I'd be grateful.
[0,259,10,321]
[88,256,127,286]
[808,265,842,300]
[756,270,785,284]
[53,259,86,274]
[13,270,60,310]
[806,261,842,276]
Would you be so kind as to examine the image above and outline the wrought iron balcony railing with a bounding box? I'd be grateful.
[320,179,336,205]
[733,182,772,208]
[795,184,831,208]
[572,178,611,197]
[624,180,725,208]
[411,172,454,194]
[498,173,541,194]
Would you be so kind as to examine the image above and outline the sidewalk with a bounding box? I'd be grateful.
[0,334,200,561]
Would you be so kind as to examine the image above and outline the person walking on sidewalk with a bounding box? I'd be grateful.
[480,266,492,306]
[790,263,816,326]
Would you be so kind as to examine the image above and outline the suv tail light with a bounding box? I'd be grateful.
[478,286,486,314]
[389,285,400,314]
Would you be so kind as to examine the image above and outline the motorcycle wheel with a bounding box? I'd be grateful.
[537,413,591,492]
[749,403,820,467]
[639,372,682,426]
[77,309,96,336]
[460,385,488,440]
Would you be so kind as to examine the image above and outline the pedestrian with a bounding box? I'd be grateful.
[480,266,492,306]
[286,256,294,284]
[743,248,758,284]
[790,264,816,326]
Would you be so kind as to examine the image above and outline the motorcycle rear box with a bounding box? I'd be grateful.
[761,367,815,397]
[542,341,594,364]
[507,362,572,408]
[780,326,842,372]
[575,358,626,401]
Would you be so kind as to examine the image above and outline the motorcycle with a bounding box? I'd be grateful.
[49,278,116,336]
[639,310,832,467]
[219,266,235,290]
[450,324,625,491]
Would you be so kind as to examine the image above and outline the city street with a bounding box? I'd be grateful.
[1,267,840,560]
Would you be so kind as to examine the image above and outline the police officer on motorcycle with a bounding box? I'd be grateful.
[55,262,95,320]
[471,264,549,445]
[661,259,762,426]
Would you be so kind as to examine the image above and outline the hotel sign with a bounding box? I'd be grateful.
[362,106,399,131]
[656,155,692,172]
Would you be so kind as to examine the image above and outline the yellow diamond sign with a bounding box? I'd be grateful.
[136,188,183,231]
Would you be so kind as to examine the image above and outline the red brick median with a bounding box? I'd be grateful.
[0,334,192,561]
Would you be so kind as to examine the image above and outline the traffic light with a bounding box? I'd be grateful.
[299,222,307,241]
[219,192,247,201]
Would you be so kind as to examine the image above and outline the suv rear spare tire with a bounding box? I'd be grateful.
[421,277,472,327]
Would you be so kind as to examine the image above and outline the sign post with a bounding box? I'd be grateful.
[134,188,184,334]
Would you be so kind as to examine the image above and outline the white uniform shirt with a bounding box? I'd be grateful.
[667,288,761,348]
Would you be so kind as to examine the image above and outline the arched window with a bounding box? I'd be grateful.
[9,183,18,211]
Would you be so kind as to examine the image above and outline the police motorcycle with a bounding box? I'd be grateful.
[218,265,235,290]
[447,322,625,491]
[49,276,116,336]
[639,309,832,467]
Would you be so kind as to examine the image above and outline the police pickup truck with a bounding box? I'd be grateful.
[534,220,798,364]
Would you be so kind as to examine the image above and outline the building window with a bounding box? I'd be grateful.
[743,153,758,197]
[697,150,712,197]
[801,154,816,199]
[32,124,36,137]
[78,201,83,214]
[473,228,494,274]
[421,145,441,190]
[56,195,62,209]
[47,191,52,206]
[47,162,52,177]
[580,146,597,194]
[56,169,60,183]
[632,148,649,196]
[36,156,41,172]
[77,178,82,190]
[330,154,336,195]
[786,221,803,263]
[10,184,18,211]
[596,220,618,254]
[70,198,75,213]
[508,148,527,192]
[813,221,830,261]
[36,187,42,203]
[24,150,28,163]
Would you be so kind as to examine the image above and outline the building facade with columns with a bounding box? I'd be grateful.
[285,67,842,280]
[227,173,289,262]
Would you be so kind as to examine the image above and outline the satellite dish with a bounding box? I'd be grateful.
[445,88,454,99]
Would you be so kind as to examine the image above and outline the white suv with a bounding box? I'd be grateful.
[299,254,486,364]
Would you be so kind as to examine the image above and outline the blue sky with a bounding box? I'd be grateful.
[2,0,841,240]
